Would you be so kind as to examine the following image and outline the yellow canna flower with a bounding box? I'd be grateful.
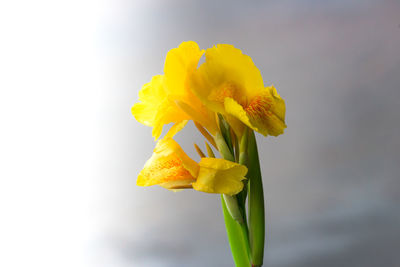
[132,41,218,140]
[137,137,247,196]
[190,44,287,137]
[131,42,284,266]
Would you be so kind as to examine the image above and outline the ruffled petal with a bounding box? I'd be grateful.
[192,158,247,195]
[133,41,218,139]
[131,75,165,126]
[131,75,190,140]
[164,41,204,99]
[190,44,265,113]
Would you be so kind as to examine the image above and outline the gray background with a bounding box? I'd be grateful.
[95,0,400,266]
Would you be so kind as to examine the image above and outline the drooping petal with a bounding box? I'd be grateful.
[192,158,247,195]
[267,85,286,126]
[136,153,195,187]
[152,138,199,177]
[224,86,286,136]
[137,137,199,188]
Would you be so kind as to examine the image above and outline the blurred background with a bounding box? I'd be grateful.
[1,0,399,266]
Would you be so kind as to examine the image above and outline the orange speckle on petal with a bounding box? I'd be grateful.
[141,156,195,184]
[245,95,273,120]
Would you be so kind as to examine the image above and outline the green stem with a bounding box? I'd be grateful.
[221,196,251,267]
[214,121,251,266]
[247,131,265,266]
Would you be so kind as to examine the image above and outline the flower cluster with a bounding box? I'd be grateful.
[132,41,286,196]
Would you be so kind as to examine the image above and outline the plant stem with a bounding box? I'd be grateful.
[221,196,251,267]
[247,131,265,266]
[214,119,251,266]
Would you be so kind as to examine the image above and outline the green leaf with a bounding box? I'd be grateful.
[218,114,234,156]
[247,131,265,266]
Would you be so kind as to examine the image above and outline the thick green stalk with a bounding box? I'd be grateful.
[247,130,265,266]
[206,141,250,266]
[221,197,251,267]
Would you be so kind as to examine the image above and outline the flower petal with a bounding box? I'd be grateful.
[137,138,199,188]
[132,42,220,139]
[131,75,190,140]
[192,158,247,195]
[175,100,218,135]
[164,41,204,99]
[224,97,253,132]
[163,41,218,135]
[190,44,265,113]
[131,75,165,126]
[153,138,199,177]
[165,120,188,139]
[224,86,286,136]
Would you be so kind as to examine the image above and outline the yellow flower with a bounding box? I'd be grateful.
[137,136,247,195]
[132,41,218,140]
[190,44,286,137]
